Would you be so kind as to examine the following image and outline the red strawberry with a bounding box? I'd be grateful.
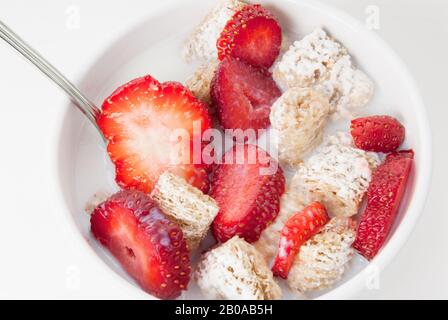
[272,202,330,279]
[97,75,212,194]
[351,115,405,153]
[211,57,281,132]
[353,150,414,260]
[90,190,191,299]
[211,144,285,243]
[217,4,282,68]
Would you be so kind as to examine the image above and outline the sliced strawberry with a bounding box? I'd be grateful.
[90,190,191,299]
[351,115,405,153]
[97,75,212,193]
[210,144,285,243]
[217,4,282,68]
[272,202,330,279]
[353,150,414,260]
[211,57,281,132]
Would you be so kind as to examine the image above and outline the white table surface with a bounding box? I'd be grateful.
[0,0,446,299]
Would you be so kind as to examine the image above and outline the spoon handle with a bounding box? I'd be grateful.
[0,19,101,126]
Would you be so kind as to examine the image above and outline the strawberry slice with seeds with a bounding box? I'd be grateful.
[272,202,330,279]
[353,150,414,260]
[90,190,191,299]
[351,115,405,153]
[211,57,281,132]
[217,4,282,68]
[210,144,285,243]
[97,75,212,193]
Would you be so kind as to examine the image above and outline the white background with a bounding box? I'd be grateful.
[0,0,446,299]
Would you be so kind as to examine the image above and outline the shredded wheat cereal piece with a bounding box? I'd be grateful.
[318,56,374,120]
[270,87,331,166]
[151,172,219,251]
[273,28,374,119]
[273,28,347,90]
[195,236,282,300]
[287,217,356,293]
[290,132,380,217]
[322,132,380,169]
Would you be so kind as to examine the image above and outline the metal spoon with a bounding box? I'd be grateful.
[0,19,102,132]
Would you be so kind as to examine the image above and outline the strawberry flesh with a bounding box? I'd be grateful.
[97,75,212,193]
[351,115,405,153]
[272,202,330,279]
[353,150,414,260]
[211,57,281,131]
[210,144,285,243]
[217,4,282,68]
[90,190,191,299]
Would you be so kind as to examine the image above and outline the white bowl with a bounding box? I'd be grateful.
[57,0,432,299]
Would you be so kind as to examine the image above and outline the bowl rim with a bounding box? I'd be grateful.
[54,0,433,299]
